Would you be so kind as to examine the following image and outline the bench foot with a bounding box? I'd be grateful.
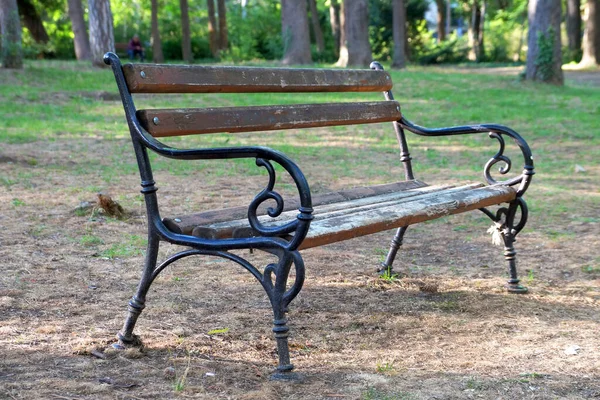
[378,226,408,276]
[506,283,528,294]
[270,371,304,382]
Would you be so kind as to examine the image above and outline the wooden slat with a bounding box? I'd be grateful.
[170,182,517,249]
[163,180,428,235]
[123,64,393,94]
[137,101,401,137]
[300,185,516,249]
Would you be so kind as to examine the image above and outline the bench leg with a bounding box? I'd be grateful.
[265,251,305,381]
[485,199,529,294]
[378,226,408,276]
[116,233,161,346]
[502,227,528,294]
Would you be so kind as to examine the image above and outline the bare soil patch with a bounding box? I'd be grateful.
[1,127,599,398]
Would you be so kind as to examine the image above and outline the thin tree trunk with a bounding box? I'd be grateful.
[308,0,325,54]
[179,0,193,62]
[476,0,485,61]
[281,0,312,64]
[329,0,341,56]
[88,0,114,68]
[391,0,406,68]
[580,0,600,66]
[151,0,164,62]
[468,0,480,60]
[0,0,23,68]
[525,0,563,84]
[336,0,372,67]
[67,0,91,60]
[566,0,582,60]
[435,0,446,42]
[207,0,219,57]
[217,0,228,51]
[17,0,49,44]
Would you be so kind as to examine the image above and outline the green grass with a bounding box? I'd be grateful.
[1,60,599,241]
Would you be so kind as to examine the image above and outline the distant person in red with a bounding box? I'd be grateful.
[127,34,145,61]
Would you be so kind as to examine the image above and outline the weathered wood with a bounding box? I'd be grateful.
[174,183,516,249]
[163,179,428,234]
[137,101,401,137]
[122,63,392,93]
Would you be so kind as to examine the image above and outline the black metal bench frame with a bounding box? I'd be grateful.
[104,52,534,380]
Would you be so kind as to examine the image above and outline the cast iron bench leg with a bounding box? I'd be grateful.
[379,226,408,276]
[502,199,529,294]
[116,233,161,345]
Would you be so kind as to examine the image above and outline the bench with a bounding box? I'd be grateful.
[104,52,535,380]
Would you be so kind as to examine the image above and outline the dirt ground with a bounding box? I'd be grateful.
[1,69,600,399]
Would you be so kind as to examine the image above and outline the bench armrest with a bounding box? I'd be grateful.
[146,139,314,251]
[400,117,535,196]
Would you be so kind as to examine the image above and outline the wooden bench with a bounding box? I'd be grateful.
[104,52,535,380]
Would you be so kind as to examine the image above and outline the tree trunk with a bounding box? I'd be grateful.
[435,0,446,42]
[468,0,485,61]
[391,0,406,68]
[207,0,219,57]
[17,0,49,44]
[0,0,23,68]
[179,0,193,62]
[67,0,91,60]
[580,0,600,66]
[308,0,325,54]
[329,0,341,56]
[281,0,312,64]
[336,0,371,67]
[525,0,563,84]
[151,0,164,62]
[566,0,582,60]
[88,0,114,68]
[217,0,228,51]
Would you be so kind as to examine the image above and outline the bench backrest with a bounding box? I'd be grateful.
[105,52,414,182]
[117,61,402,138]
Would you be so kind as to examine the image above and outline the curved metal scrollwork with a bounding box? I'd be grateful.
[247,158,299,238]
[399,118,535,197]
[484,132,512,184]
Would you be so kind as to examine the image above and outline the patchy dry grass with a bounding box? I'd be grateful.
[0,62,599,399]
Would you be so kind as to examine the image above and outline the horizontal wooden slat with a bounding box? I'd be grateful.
[163,180,429,235]
[123,64,393,94]
[137,101,401,137]
[167,182,517,249]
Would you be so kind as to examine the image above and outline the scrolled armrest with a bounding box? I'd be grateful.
[400,117,535,196]
[144,139,314,251]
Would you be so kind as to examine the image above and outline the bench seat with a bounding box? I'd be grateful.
[164,180,516,249]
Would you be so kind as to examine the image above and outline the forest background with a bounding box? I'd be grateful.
[1,0,599,84]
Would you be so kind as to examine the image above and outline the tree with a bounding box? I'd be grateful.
[67,0,91,60]
[391,0,407,68]
[88,0,114,67]
[17,0,49,44]
[525,0,563,84]
[0,0,23,68]
[151,0,164,62]
[580,0,600,66]
[207,0,219,57]
[217,0,228,51]
[281,0,312,64]
[179,0,193,62]
[308,0,325,54]
[434,0,446,41]
[329,0,341,56]
[566,0,582,61]
[468,0,486,61]
[336,0,372,67]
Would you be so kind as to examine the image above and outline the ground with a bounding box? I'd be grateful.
[1,68,599,399]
